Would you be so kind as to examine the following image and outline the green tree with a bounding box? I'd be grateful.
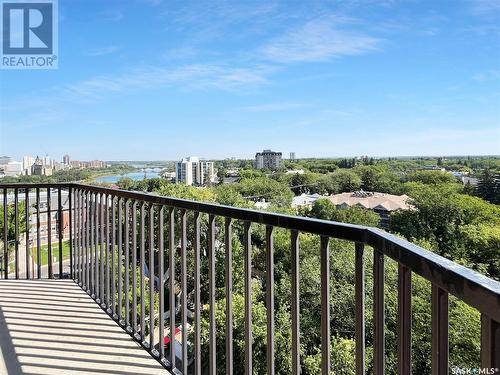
[289,172,321,195]
[308,199,380,227]
[475,168,500,204]
[408,170,457,185]
[331,170,361,192]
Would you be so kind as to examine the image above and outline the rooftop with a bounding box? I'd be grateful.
[328,191,411,211]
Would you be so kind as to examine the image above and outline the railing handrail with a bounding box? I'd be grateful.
[1,181,499,321]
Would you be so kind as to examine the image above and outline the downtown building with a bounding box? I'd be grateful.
[255,149,282,170]
[176,156,215,186]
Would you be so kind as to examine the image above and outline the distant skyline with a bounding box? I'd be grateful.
[1,0,499,160]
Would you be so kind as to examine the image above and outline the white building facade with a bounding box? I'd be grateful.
[176,157,215,186]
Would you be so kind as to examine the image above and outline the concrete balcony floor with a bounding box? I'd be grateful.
[0,279,167,375]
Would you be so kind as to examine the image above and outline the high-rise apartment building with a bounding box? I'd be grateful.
[176,156,215,186]
[290,152,296,161]
[255,149,282,170]
[32,156,53,176]
[63,154,70,165]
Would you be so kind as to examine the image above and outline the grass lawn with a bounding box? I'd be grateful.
[33,240,71,266]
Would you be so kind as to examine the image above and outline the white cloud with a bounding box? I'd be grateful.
[63,63,273,99]
[142,0,162,6]
[241,102,312,112]
[97,10,123,22]
[85,46,120,57]
[261,16,382,63]
[469,0,500,16]
[473,69,500,81]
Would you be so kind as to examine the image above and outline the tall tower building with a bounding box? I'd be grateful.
[176,157,215,186]
[255,150,282,170]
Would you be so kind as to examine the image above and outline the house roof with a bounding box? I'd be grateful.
[328,191,411,211]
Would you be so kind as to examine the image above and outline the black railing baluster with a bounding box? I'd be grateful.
[100,193,105,305]
[75,190,79,283]
[85,191,90,289]
[118,197,123,322]
[149,204,155,350]
[90,193,95,295]
[94,193,99,300]
[355,243,365,375]
[14,188,19,279]
[2,188,7,280]
[431,285,448,375]
[398,264,412,375]
[25,188,30,279]
[373,250,385,375]
[225,217,233,375]
[132,201,138,338]
[181,210,188,373]
[69,188,73,279]
[36,188,41,279]
[320,236,330,374]
[88,193,92,288]
[209,214,216,374]
[140,202,146,343]
[481,315,500,368]
[74,190,78,283]
[73,189,78,283]
[48,188,53,279]
[58,187,63,278]
[78,190,85,288]
[111,196,116,315]
[124,199,130,328]
[77,189,82,284]
[291,230,300,375]
[168,207,176,371]
[94,193,99,293]
[266,225,275,375]
[244,221,252,375]
[158,205,165,362]
[105,194,110,309]
[194,211,201,375]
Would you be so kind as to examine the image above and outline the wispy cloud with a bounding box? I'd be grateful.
[261,16,382,63]
[63,63,274,100]
[85,46,121,57]
[142,0,162,5]
[473,69,500,81]
[469,0,500,16]
[241,102,312,112]
[97,10,123,22]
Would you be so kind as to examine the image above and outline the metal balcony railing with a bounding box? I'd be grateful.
[0,182,499,374]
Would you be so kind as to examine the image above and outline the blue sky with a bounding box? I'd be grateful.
[1,0,499,161]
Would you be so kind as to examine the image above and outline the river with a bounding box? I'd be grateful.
[95,171,160,183]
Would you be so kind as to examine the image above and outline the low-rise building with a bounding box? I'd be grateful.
[286,169,305,175]
[328,191,411,228]
[4,161,23,177]
[291,193,322,208]
[462,176,479,186]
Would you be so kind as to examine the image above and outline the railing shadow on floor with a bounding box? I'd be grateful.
[0,280,167,375]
